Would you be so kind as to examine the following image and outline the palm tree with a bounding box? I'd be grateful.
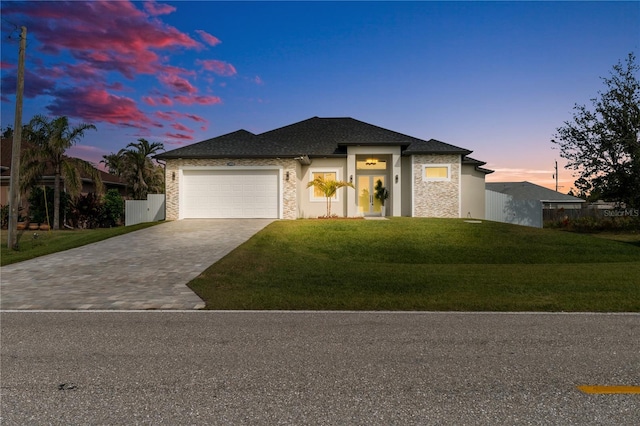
[306,175,354,217]
[100,150,127,177]
[123,139,165,199]
[21,115,102,230]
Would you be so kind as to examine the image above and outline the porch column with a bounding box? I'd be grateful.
[392,153,401,216]
[346,153,357,217]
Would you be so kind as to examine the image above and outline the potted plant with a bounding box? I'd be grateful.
[374,179,389,216]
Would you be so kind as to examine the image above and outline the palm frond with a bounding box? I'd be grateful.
[61,161,82,196]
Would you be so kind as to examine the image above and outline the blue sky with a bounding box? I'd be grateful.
[1,1,639,190]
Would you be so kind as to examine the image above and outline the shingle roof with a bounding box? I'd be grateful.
[486,181,584,203]
[157,117,474,159]
[463,156,494,174]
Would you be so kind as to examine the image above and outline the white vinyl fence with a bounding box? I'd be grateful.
[125,194,165,226]
[485,190,542,228]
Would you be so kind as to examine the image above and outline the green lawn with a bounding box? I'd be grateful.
[188,218,640,311]
[1,222,160,266]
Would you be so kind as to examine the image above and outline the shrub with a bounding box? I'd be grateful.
[545,214,640,233]
[0,204,8,229]
[27,187,69,227]
[68,193,102,229]
[100,190,124,227]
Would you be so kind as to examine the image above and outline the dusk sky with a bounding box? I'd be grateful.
[1,1,638,191]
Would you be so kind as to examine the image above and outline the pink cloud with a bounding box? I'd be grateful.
[155,111,174,120]
[174,95,222,105]
[64,62,101,81]
[159,74,198,94]
[197,59,237,76]
[47,86,161,129]
[2,1,201,80]
[1,1,230,131]
[153,110,208,125]
[2,70,55,98]
[184,113,207,123]
[171,123,194,133]
[144,1,176,16]
[145,95,174,106]
[142,96,157,106]
[253,76,264,85]
[195,30,222,47]
[107,82,125,91]
[165,132,194,140]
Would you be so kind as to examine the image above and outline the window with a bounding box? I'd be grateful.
[422,165,451,182]
[309,170,338,200]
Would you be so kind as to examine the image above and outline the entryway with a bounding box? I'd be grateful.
[357,175,386,216]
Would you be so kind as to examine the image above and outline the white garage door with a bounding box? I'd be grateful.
[182,169,279,218]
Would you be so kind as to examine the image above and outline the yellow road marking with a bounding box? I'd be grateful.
[578,385,640,394]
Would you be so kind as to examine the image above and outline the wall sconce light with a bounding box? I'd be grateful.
[285,171,290,181]
[349,175,353,183]
[395,174,398,184]
[172,171,175,181]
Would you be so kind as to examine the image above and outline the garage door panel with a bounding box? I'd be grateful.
[182,169,279,218]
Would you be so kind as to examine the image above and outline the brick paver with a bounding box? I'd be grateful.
[0,219,274,310]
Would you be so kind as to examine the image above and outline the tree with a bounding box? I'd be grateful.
[100,189,124,227]
[552,53,640,207]
[103,139,165,199]
[100,150,128,177]
[21,115,103,229]
[306,175,354,217]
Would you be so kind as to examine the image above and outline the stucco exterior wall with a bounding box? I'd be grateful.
[298,158,349,218]
[165,158,298,220]
[461,165,486,219]
[412,154,460,218]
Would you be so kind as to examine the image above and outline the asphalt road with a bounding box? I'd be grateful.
[1,311,638,425]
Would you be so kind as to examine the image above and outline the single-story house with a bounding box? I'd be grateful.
[486,182,585,210]
[156,117,493,220]
[485,181,586,228]
[0,137,128,207]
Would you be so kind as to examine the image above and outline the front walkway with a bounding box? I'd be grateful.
[0,219,274,310]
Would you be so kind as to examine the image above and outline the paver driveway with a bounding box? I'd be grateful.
[0,219,274,310]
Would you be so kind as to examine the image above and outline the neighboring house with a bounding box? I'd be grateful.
[156,117,493,220]
[485,181,585,228]
[0,137,128,207]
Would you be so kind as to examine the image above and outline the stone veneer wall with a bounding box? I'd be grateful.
[412,154,460,217]
[165,158,298,220]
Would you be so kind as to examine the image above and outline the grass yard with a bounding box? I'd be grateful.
[188,218,640,311]
[0,222,160,266]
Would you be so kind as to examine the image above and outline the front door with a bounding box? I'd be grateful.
[357,175,386,216]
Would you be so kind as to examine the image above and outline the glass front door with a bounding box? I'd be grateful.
[357,175,386,216]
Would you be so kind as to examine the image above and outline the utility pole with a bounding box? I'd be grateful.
[553,160,559,192]
[7,26,27,250]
